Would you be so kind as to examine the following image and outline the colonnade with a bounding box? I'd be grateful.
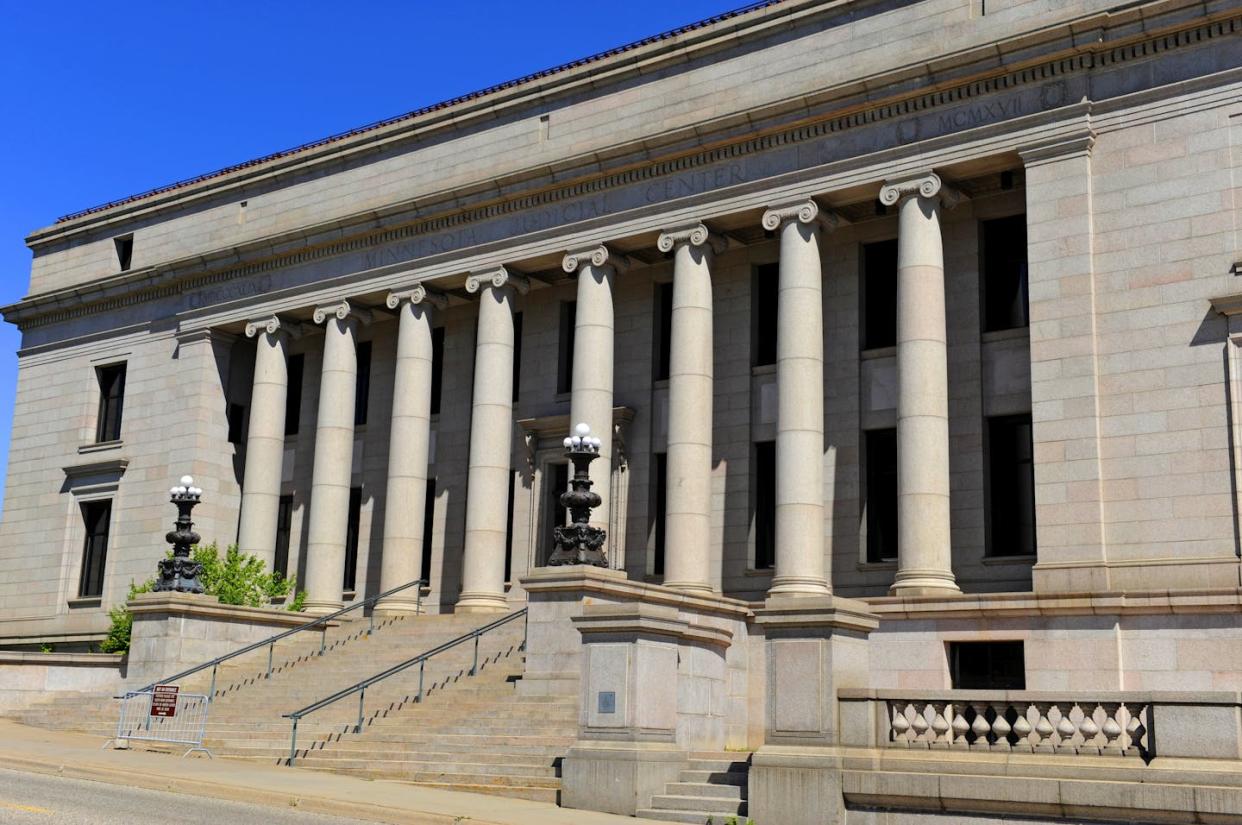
[233,171,962,613]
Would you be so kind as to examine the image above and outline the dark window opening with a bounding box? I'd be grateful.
[78,500,112,598]
[949,641,1026,690]
[987,414,1036,557]
[420,479,436,585]
[862,240,898,350]
[981,214,1029,332]
[542,462,570,567]
[227,403,247,445]
[754,441,776,569]
[284,354,305,436]
[504,475,516,583]
[274,495,293,578]
[512,311,524,403]
[652,452,667,575]
[430,327,445,415]
[114,235,133,272]
[752,265,779,367]
[354,341,372,426]
[557,301,576,394]
[865,428,898,563]
[654,282,673,382]
[343,487,362,592]
[94,364,126,443]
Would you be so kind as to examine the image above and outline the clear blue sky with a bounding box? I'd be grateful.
[0,0,742,513]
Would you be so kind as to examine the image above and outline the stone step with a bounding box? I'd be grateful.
[676,769,749,785]
[636,808,743,824]
[665,781,745,800]
[648,794,746,814]
[393,780,557,804]
[687,758,750,773]
[218,745,564,765]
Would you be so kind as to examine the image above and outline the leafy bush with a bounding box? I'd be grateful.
[100,543,306,653]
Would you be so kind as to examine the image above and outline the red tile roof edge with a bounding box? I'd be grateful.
[54,0,784,226]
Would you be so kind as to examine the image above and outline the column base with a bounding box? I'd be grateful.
[660,579,715,595]
[372,597,423,616]
[455,591,510,614]
[889,567,960,597]
[302,599,344,616]
[767,575,830,598]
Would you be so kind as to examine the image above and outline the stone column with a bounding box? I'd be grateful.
[879,172,961,597]
[237,317,295,570]
[656,223,722,593]
[561,244,627,549]
[760,200,841,598]
[458,266,528,613]
[376,285,446,613]
[303,301,370,614]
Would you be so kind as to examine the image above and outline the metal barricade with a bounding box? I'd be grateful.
[106,689,213,757]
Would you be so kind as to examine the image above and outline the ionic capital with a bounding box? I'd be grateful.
[761,199,849,232]
[656,222,727,255]
[312,300,373,326]
[465,266,529,295]
[878,171,966,209]
[244,315,302,339]
[562,243,631,276]
[386,284,448,311]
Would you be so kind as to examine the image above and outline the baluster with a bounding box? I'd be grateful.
[1033,702,1056,753]
[950,703,971,750]
[891,702,912,746]
[1100,702,1124,756]
[930,701,951,749]
[1078,702,1102,755]
[911,704,931,747]
[1055,703,1079,753]
[970,702,993,750]
[1124,704,1147,757]
[1012,703,1034,750]
[990,705,1013,751]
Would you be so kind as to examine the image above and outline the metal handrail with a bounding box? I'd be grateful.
[133,578,426,699]
[282,607,527,766]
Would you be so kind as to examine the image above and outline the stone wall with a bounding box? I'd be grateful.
[0,651,124,711]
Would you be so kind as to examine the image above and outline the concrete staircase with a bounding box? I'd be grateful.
[638,753,751,824]
[4,611,578,802]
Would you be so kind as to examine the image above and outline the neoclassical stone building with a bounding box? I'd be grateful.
[3,0,1242,820]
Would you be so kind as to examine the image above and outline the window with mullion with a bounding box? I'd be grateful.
[78,500,112,598]
[94,364,126,443]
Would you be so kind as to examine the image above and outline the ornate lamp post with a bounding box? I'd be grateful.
[154,475,206,594]
[547,423,608,568]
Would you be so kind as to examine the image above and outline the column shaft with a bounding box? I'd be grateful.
[659,230,715,593]
[569,259,615,543]
[303,311,360,613]
[377,296,436,612]
[768,212,829,596]
[458,275,520,612]
[237,323,288,569]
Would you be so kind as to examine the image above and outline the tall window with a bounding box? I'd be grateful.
[420,479,436,584]
[430,327,445,415]
[274,495,294,578]
[752,264,778,367]
[284,354,305,436]
[654,282,674,382]
[864,428,898,563]
[652,452,668,575]
[504,475,516,583]
[94,363,126,443]
[981,215,1029,332]
[862,240,898,350]
[542,462,569,566]
[557,302,576,394]
[354,341,372,426]
[512,312,524,403]
[949,641,1025,690]
[987,414,1036,557]
[114,235,133,272]
[754,441,776,569]
[343,487,362,592]
[78,500,112,598]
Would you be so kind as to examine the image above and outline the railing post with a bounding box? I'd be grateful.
[368,610,375,636]
[320,626,327,656]
[208,664,217,702]
[472,634,479,676]
[418,660,425,703]
[356,688,366,734]
[267,643,274,679]
[288,717,299,766]
[416,583,423,615]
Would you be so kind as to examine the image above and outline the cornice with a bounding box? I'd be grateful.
[4,5,1237,331]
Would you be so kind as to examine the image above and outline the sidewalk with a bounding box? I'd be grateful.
[0,720,660,825]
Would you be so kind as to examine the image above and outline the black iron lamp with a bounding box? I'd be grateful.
[547,423,608,567]
[153,474,206,593]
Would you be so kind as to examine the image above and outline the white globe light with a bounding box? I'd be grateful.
[169,487,179,496]
[174,486,187,495]
[592,437,602,449]
[180,475,194,487]
[562,437,573,449]
[570,436,581,448]
[574,422,590,437]
[189,487,202,496]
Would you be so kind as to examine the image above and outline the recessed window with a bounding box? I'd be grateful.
[864,428,898,563]
[94,363,126,443]
[654,282,673,382]
[862,240,898,350]
[987,414,1036,557]
[754,441,776,569]
[113,235,133,272]
[343,487,362,592]
[512,311,524,403]
[227,403,247,445]
[430,327,445,415]
[504,474,516,583]
[540,461,570,567]
[354,341,372,426]
[557,302,576,394]
[651,452,667,575]
[274,494,293,578]
[420,479,436,584]
[284,354,305,436]
[752,264,778,367]
[981,215,1029,332]
[949,641,1026,690]
[78,500,112,598]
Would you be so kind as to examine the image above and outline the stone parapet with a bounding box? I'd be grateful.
[0,651,125,711]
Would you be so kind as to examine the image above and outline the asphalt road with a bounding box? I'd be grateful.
[0,767,378,825]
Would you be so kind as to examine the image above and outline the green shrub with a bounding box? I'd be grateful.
[100,579,153,653]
